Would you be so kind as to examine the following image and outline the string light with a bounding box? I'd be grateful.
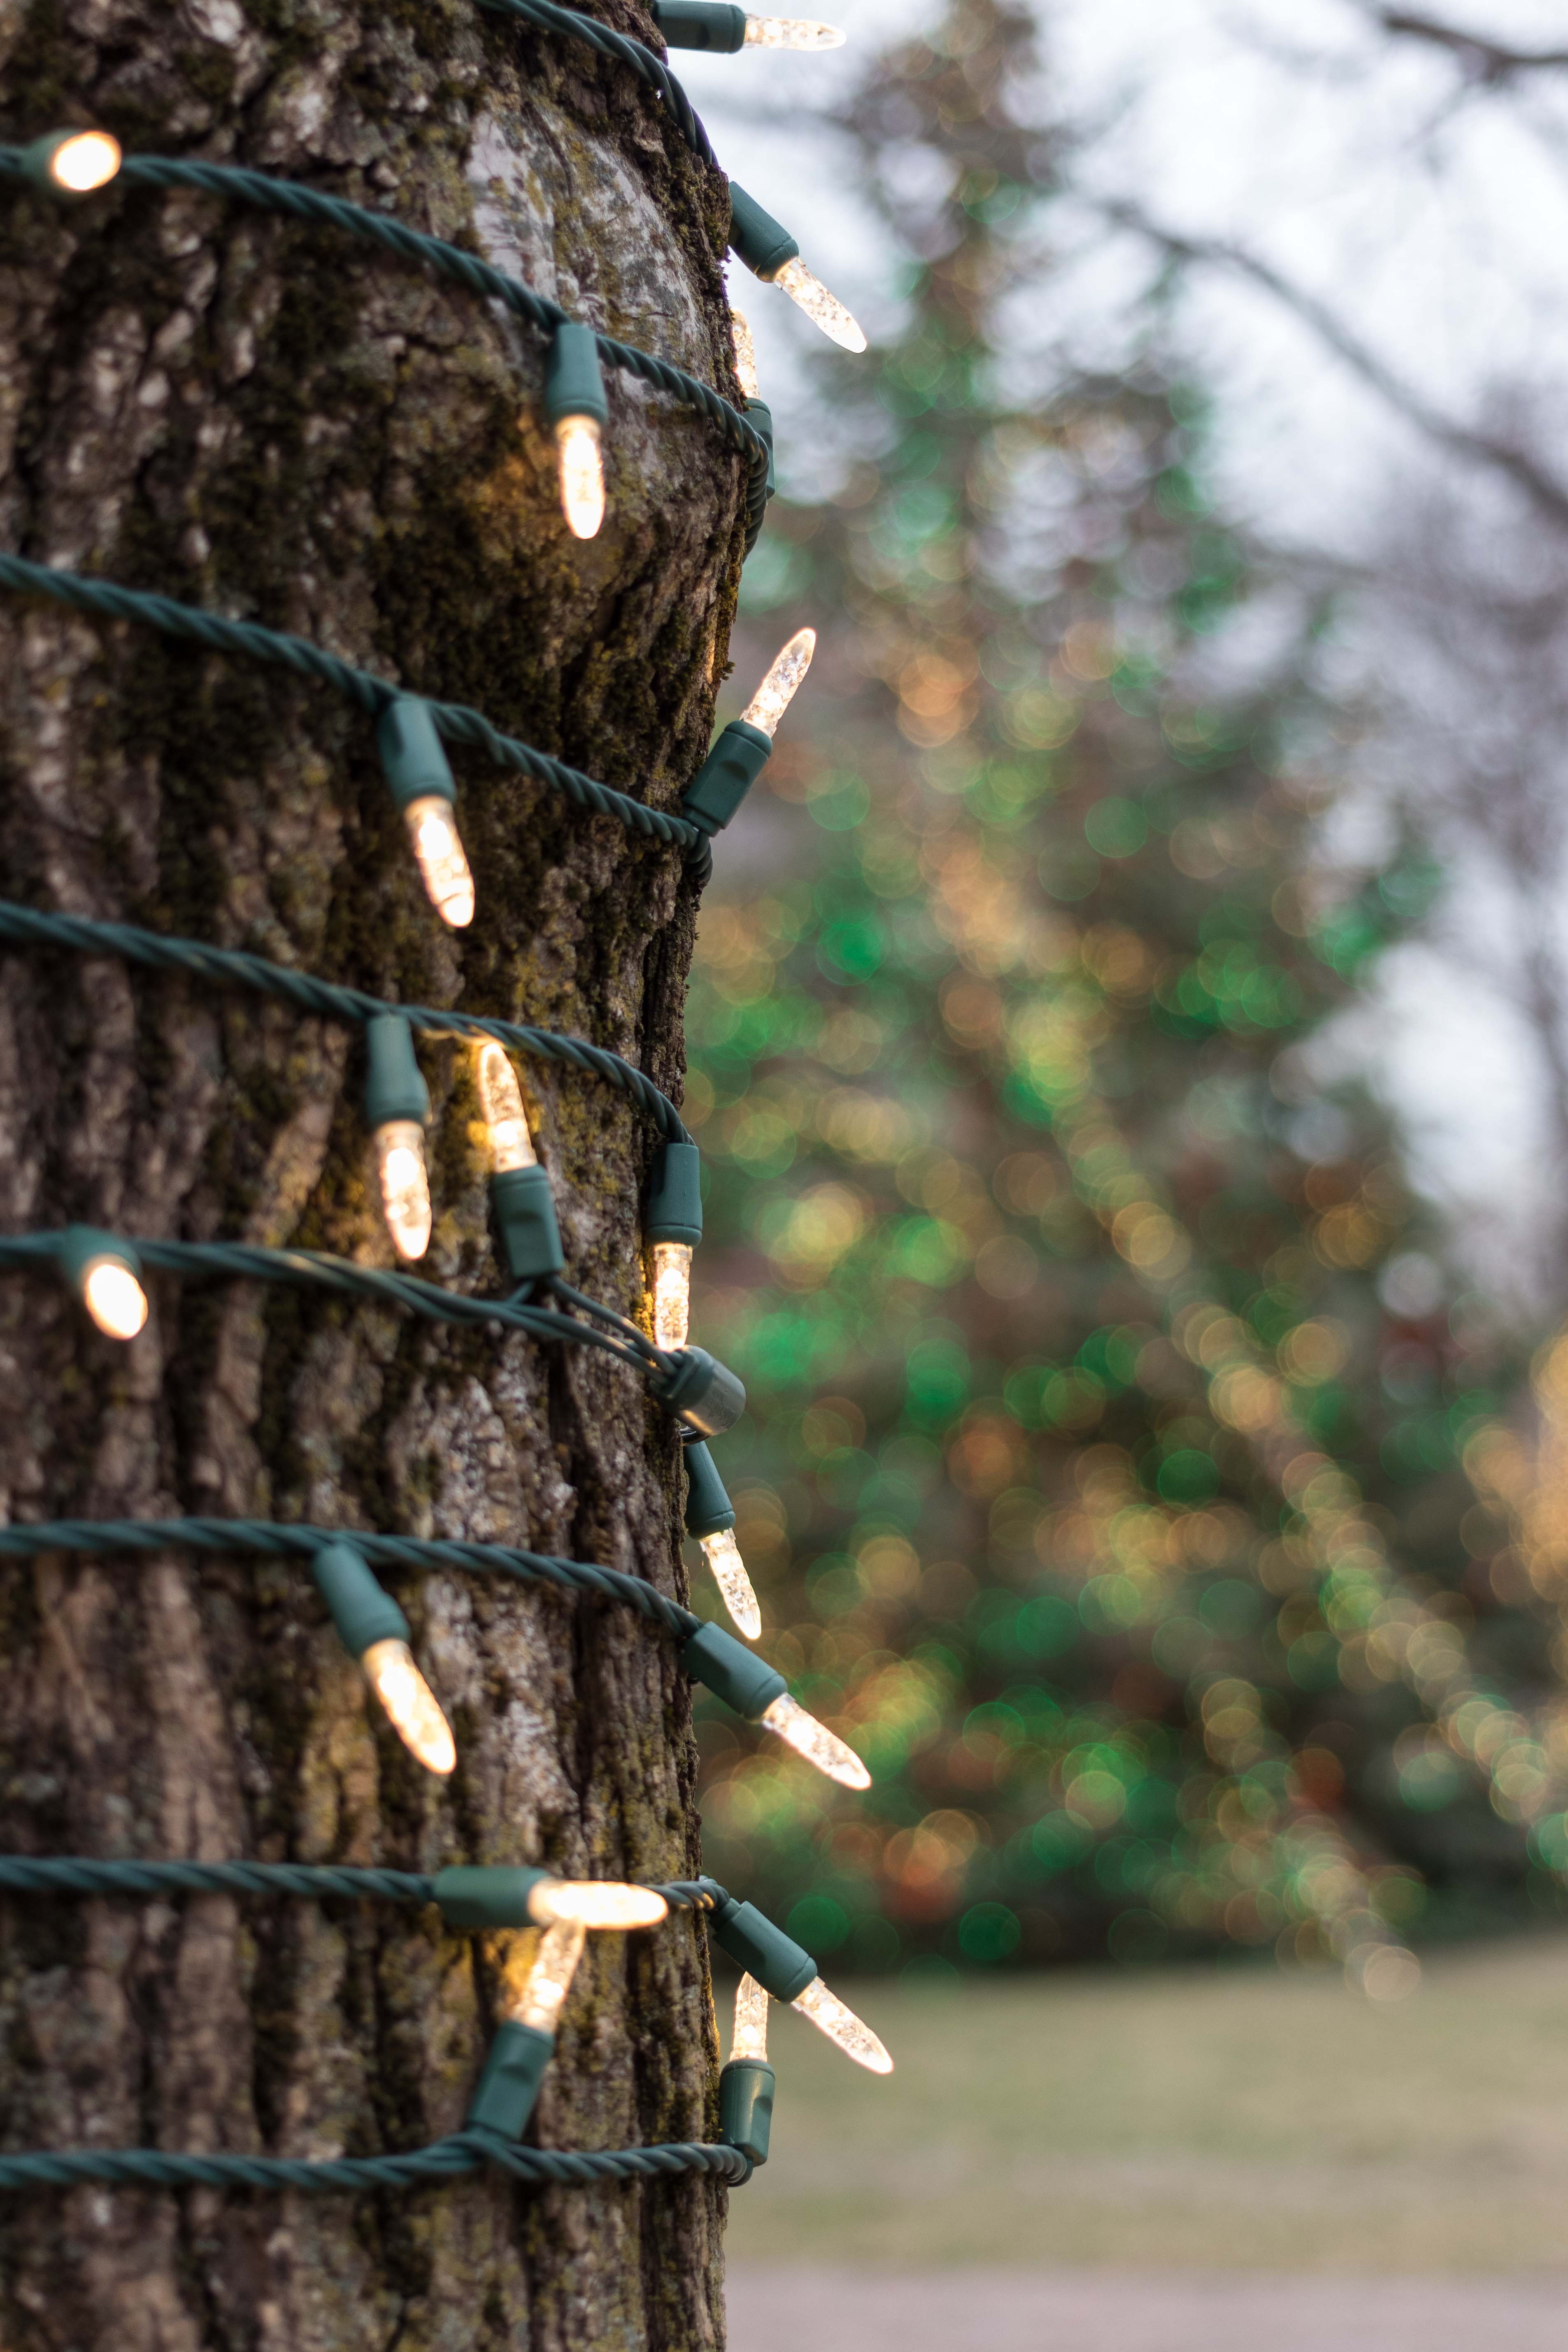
[23,128,121,195]
[684,1439,761,1638]
[680,1624,869,1784]
[650,1242,693,1349]
[682,629,817,840]
[645,1139,703,1349]
[57,1227,149,1339]
[759,1692,869,1787]
[363,1014,433,1261]
[728,183,866,354]
[731,1972,770,2060]
[742,627,815,735]
[651,5,843,53]
[376,698,475,928]
[708,1893,893,2072]
[544,322,610,540]
[743,15,844,47]
[311,1541,455,1777]
[476,1042,566,1284]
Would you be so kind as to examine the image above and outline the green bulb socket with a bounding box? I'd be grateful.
[363,1013,430,1132]
[653,1,747,50]
[680,1622,786,1720]
[491,1165,565,1282]
[56,1225,142,1300]
[544,321,609,429]
[710,1894,815,2003]
[645,1141,703,1246]
[746,397,776,499]
[683,1440,735,1540]
[728,183,800,281]
[311,1541,410,1660]
[465,2019,554,2139]
[719,2059,775,2164]
[432,1865,551,1929]
[377,697,455,813]
[657,1346,746,1437]
[681,719,772,837]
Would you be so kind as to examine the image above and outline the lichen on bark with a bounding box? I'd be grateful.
[0,0,745,2343]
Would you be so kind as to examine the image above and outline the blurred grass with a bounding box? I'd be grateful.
[725,1938,1568,2272]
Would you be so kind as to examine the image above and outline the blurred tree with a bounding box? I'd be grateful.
[685,0,1552,1987]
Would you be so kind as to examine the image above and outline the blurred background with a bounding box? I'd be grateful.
[676,1,1568,2339]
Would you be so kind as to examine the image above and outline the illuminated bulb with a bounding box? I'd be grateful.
[555,415,605,540]
[515,1917,586,2032]
[743,14,846,45]
[82,1256,149,1340]
[527,1880,669,1930]
[375,1119,431,1261]
[791,1976,893,2073]
[759,1692,870,1788]
[731,1973,770,2062]
[730,308,761,400]
[361,1636,456,1775]
[49,131,122,191]
[404,796,475,928]
[742,628,815,737]
[770,257,866,353]
[477,1042,537,1170]
[701,1528,761,1639]
[649,1239,693,1350]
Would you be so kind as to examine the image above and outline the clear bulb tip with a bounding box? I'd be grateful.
[528,1880,669,1930]
[740,627,816,738]
[731,1973,771,2062]
[555,415,605,539]
[701,1528,761,1640]
[649,1239,693,1352]
[404,796,475,928]
[362,1638,457,1776]
[82,1257,149,1340]
[376,1121,432,1261]
[730,307,761,401]
[759,1692,870,1788]
[771,257,866,352]
[743,15,847,48]
[792,1976,893,2073]
[477,1042,537,1172]
[49,131,122,191]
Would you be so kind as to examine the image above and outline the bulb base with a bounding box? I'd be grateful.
[682,719,773,837]
[653,0,747,48]
[657,1346,746,1437]
[544,320,609,428]
[433,1864,551,1929]
[680,1622,786,1719]
[465,2020,554,2140]
[719,2059,775,2164]
[683,1438,736,1539]
[491,1164,565,1282]
[312,1541,410,1659]
[710,1895,816,2004]
[727,182,800,280]
[363,1013,431,1130]
[378,697,455,812]
[645,1140,703,1246]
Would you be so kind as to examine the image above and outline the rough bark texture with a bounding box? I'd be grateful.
[0,1,745,2343]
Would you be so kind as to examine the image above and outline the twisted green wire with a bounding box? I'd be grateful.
[0,1230,688,1389]
[0,1516,702,1641]
[0,898,693,1147]
[0,1856,730,1910]
[0,2132,748,2194]
[0,144,768,552]
[0,552,705,852]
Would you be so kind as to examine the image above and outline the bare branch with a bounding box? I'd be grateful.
[1377,10,1568,80]
[1100,199,1568,533]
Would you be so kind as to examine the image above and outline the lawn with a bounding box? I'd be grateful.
[724,1936,1568,2273]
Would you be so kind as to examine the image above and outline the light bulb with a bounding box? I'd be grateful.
[477,1042,537,1170]
[730,308,761,400]
[404,795,475,928]
[770,257,866,353]
[790,1976,893,2073]
[361,1636,456,1776]
[649,1239,693,1350]
[701,1528,761,1640]
[50,131,122,191]
[555,416,605,540]
[731,1973,770,2062]
[375,1119,432,1261]
[741,628,816,737]
[82,1257,149,1339]
[515,1917,586,2032]
[743,14,845,45]
[527,1880,669,1930]
[759,1692,870,1788]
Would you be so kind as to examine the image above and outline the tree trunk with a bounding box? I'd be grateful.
[0,2,743,2344]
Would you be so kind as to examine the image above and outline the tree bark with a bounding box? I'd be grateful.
[0,2,743,2344]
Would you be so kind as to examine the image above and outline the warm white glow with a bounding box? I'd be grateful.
[759,1692,870,1788]
[404,796,475,928]
[730,308,760,401]
[649,1240,692,1351]
[476,1042,536,1171]
[741,628,816,738]
[791,1976,893,2073]
[514,1918,586,2032]
[527,1880,669,1929]
[770,257,867,353]
[361,1637,456,1776]
[702,1528,761,1640]
[50,131,121,191]
[375,1119,431,1261]
[82,1258,148,1340]
[731,1973,770,2063]
[744,14,845,45]
[555,416,605,540]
